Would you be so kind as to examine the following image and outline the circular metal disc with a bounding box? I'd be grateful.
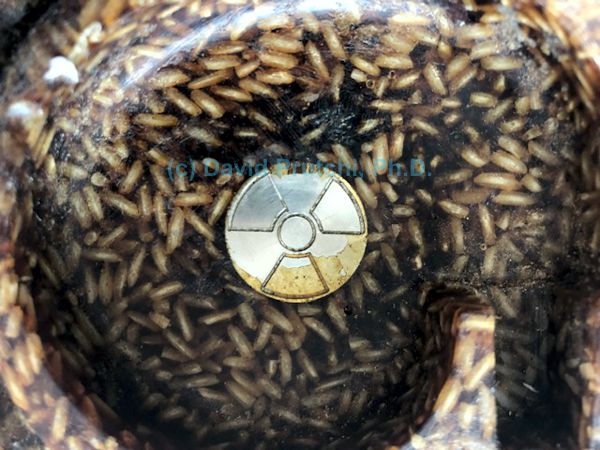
[225,168,368,303]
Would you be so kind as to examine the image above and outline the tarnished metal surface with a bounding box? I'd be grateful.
[226,169,367,302]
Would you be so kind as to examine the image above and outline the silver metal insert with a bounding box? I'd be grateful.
[225,169,368,303]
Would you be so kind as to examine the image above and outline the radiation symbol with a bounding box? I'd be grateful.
[225,169,368,303]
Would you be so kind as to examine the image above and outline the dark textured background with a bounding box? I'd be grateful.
[0,0,53,68]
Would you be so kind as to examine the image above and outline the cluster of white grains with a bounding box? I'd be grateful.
[18,0,599,448]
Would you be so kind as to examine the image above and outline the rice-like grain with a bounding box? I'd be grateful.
[515,96,531,116]
[380,182,398,203]
[460,147,488,168]
[492,192,537,206]
[166,207,185,254]
[304,403,338,424]
[136,183,152,220]
[259,32,304,53]
[321,22,347,60]
[165,330,196,359]
[60,162,87,181]
[528,141,561,166]
[202,55,241,71]
[174,192,212,208]
[423,62,446,95]
[305,41,330,80]
[257,376,282,400]
[355,348,393,363]
[119,160,144,195]
[481,245,497,277]
[303,317,334,343]
[260,304,293,333]
[133,113,179,128]
[405,26,439,46]
[350,55,381,77]
[297,349,319,381]
[349,389,369,418]
[173,302,194,342]
[380,32,415,53]
[392,70,420,90]
[434,169,473,187]
[458,402,477,430]
[254,321,273,351]
[433,377,461,417]
[153,192,168,235]
[521,174,543,193]
[208,40,247,55]
[208,188,232,226]
[350,69,369,83]
[190,90,226,119]
[456,24,493,41]
[148,68,190,89]
[5,306,23,339]
[498,135,528,160]
[464,353,495,391]
[91,172,109,187]
[409,117,439,136]
[187,69,233,90]
[103,191,140,218]
[225,381,256,408]
[380,243,401,276]
[257,13,293,31]
[71,191,93,229]
[279,348,292,385]
[490,286,518,318]
[325,301,348,335]
[97,224,128,249]
[445,53,470,80]
[106,316,128,343]
[238,78,278,99]
[478,204,496,245]
[272,406,302,425]
[184,209,215,241]
[372,134,389,175]
[211,85,253,102]
[470,92,498,108]
[438,199,470,219]
[199,309,237,325]
[230,369,262,397]
[474,172,521,191]
[443,110,462,126]
[360,271,382,295]
[164,87,202,116]
[259,51,299,70]
[484,99,514,124]
[449,65,477,94]
[235,59,260,78]
[500,118,526,134]
[490,150,528,174]
[354,178,377,209]
[470,41,499,60]
[237,303,258,330]
[450,218,465,254]
[228,324,254,358]
[151,152,175,185]
[82,248,122,262]
[256,70,295,85]
[50,396,70,442]
[408,217,424,248]
[374,54,413,70]
[481,56,523,71]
